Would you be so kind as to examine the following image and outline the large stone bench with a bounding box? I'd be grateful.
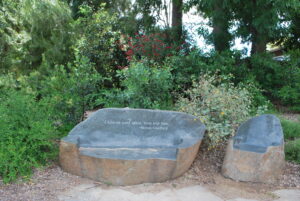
[60,108,206,185]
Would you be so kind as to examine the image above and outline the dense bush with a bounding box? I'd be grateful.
[250,51,300,111]
[277,50,300,111]
[238,76,272,111]
[168,50,206,91]
[29,55,102,127]
[99,60,173,109]
[0,0,74,73]
[168,50,255,96]
[0,90,57,183]
[250,53,283,96]
[2,54,103,127]
[201,51,248,83]
[75,4,122,79]
[0,55,102,182]
[176,73,268,147]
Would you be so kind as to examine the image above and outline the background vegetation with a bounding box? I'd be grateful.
[0,0,299,182]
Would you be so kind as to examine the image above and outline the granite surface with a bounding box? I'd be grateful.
[60,108,206,185]
[233,114,284,153]
[222,114,285,183]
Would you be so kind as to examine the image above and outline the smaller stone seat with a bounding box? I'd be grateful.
[222,114,285,183]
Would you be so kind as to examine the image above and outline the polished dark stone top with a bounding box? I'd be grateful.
[63,108,206,160]
[233,114,284,153]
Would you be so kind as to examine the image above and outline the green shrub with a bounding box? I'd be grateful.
[0,54,102,183]
[251,51,300,111]
[285,139,300,164]
[203,51,248,83]
[39,55,103,126]
[169,50,248,92]
[168,50,206,91]
[100,60,173,109]
[277,50,300,111]
[0,90,57,183]
[0,0,74,73]
[281,119,300,140]
[238,76,272,112]
[250,53,283,95]
[176,73,267,147]
[11,54,103,128]
[279,85,300,111]
[75,4,121,78]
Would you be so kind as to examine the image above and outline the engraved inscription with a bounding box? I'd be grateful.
[104,119,169,130]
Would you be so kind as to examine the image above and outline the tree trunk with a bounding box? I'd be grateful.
[212,0,231,52]
[172,0,183,42]
[251,29,267,55]
[250,0,267,55]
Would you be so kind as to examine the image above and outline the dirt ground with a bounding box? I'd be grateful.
[1,143,299,201]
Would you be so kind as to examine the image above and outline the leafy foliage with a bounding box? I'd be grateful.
[176,73,267,147]
[169,50,248,90]
[30,55,102,126]
[75,4,122,79]
[277,50,300,111]
[0,90,57,183]
[120,33,182,63]
[188,0,234,51]
[0,0,74,73]
[100,60,173,109]
[250,51,300,111]
[0,55,102,182]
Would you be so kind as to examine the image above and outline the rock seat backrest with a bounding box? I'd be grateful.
[233,114,284,153]
[62,108,205,149]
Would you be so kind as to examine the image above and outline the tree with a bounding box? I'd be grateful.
[0,0,25,72]
[0,0,74,73]
[189,0,234,52]
[210,0,232,52]
[232,0,300,55]
[22,0,74,70]
[121,0,184,41]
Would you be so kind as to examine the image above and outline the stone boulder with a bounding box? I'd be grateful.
[222,114,285,183]
[60,108,206,185]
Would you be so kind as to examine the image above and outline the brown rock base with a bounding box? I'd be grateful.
[59,141,201,185]
[222,139,285,184]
